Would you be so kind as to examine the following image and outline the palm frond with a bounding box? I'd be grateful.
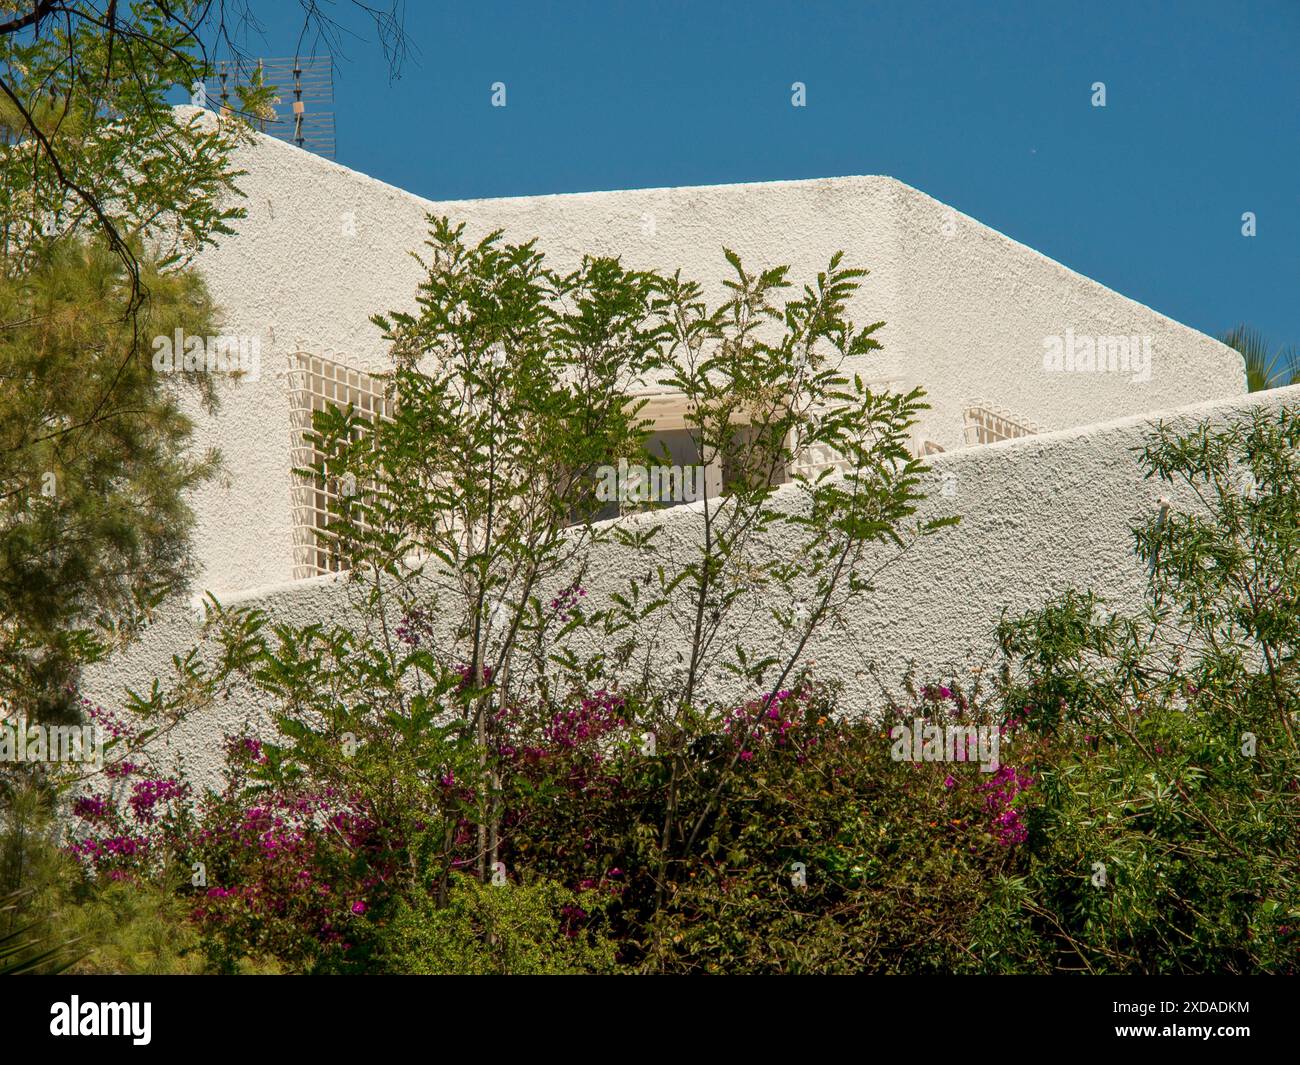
[1220,324,1300,392]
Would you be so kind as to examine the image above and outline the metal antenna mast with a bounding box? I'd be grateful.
[204,55,337,160]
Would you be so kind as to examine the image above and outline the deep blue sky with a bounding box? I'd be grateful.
[212,1,1298,350]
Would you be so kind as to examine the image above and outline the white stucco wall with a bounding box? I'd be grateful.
[82,385,1300,793]
[180,110,1243,595]
[889,186,1246,451]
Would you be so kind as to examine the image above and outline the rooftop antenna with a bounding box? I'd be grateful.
[203,55,336,159]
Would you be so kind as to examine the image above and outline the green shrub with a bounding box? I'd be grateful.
[383,875,617,975]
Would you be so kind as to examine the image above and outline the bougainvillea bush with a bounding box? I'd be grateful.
[486,679,1036,974]
[62,674,1040,973]
[55,661,1297,974]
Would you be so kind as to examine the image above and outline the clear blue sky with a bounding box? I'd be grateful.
[214,0,1298,351]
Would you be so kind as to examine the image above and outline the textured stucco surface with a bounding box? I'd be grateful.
[84,112,1257,788]
[82,385,1300,792]
[177,111,1244,595]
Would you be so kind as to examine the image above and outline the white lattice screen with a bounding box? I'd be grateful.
[285,364,946,578]
[963,403,1041,447]
[289,352,393,578]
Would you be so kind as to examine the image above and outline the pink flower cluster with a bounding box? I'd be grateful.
[67,835,149,861]
[542,690,626,751]
[396,607,433,647]
[723,690,811,759]
[72,794,111,820]
[79,695,136,742]
[921,684,973,717]
[68,774,189,874]
[226,735,269,765]
[128,778,190,824]
[190,785,393,945]
[979,766,1033,846]
[549,584,588,623]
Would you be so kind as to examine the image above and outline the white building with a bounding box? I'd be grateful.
[83,114,1275,781]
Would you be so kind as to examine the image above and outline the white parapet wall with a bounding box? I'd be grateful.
[82,384,1299,792]
[176,109,1243,595]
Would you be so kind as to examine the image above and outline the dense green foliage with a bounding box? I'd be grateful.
[0,3,270,716]
[385,877,618,975]
[1,167,1294,971]
[0,241,222,717]
[18,218,1293,972]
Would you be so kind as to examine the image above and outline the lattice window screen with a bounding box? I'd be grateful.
[788,437,850,479]
[289,352,393,579]
[963,403,1042,447]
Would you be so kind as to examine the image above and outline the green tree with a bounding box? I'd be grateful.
[0,240,223,718]
[0,2,408,716]
[320,221,945,895]
[139,219,947,964]
[0,5,262,718]
[991,405,1300,972]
